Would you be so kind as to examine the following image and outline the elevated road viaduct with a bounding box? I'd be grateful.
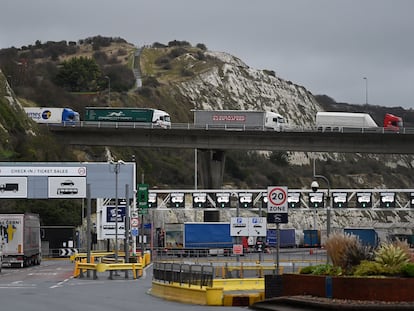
[48,124,414,188]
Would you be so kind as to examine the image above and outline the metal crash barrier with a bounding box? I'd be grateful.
[73,251,151,280]
[153,262,213,288]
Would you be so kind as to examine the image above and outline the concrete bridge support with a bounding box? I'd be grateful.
[198,149,226,189]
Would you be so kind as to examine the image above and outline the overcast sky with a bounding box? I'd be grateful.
[1,0,413,108]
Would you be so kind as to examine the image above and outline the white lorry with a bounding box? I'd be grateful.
[193,110,288,131]
[24,107,80,124]
[315,112,378,131]
[0,213,42,268]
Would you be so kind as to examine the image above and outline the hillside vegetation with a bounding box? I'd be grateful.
[1,35,414,227]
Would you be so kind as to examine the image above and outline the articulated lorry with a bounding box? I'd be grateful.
[162,222,235,256]
[84,107,171,128]
[24,107,80,124]
[316,111,403,132]
[193,110,288,131]
[0,213,42,267]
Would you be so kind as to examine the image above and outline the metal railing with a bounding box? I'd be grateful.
[49,121,414,135]
[153,262,213,288]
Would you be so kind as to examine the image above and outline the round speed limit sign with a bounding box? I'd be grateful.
[267,186,288,212]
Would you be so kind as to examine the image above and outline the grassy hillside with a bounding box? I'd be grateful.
[1,36,414,226]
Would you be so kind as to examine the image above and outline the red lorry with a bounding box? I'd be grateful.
[383,113,403,131]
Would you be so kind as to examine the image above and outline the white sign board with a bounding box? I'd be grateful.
[248,217,267,237]
[230,217,249,236]
[0,177,27,198]
[0,166,87,176]
[96,202,126,240]
[267,186,288,213]
[48,177,87,198]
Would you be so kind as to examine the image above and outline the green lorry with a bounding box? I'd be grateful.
[84,107,171,128]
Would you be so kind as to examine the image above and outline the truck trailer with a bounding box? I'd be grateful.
[193,110,288,131]
[184,222,234,255]
[316,111,403,132]
[0,213,42,267]
[303,229,321,247]
[84,107,171,128]
[24,107,80,124]
[316,112,377,131]
[266,228,296,248]
[344,228,379,248]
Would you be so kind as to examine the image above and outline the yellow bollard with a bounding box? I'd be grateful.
[73,261,80,277]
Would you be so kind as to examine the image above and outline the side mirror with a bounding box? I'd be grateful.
[311,181,319,192]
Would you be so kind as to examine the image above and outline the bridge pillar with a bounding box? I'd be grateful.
[198,149,226,189]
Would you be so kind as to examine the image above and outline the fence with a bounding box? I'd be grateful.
[153,262,214,288]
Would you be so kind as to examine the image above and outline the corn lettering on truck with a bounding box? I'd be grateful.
[0,213,42,268]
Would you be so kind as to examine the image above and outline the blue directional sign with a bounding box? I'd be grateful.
[131,228,139,237]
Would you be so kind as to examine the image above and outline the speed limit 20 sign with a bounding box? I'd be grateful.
[267,186,288,213]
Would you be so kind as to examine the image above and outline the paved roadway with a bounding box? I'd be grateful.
[0,259,247,311]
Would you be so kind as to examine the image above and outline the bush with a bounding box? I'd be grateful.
[300,264,342,276]
[353,260,386,276]
[299,265,315,274]
[325,233,372,274]
[401,263,414,277]
[375,243,410,267]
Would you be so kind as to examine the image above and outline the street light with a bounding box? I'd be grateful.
[110,159,125,262]
[311,174,332,238]
[105,76,111,105]
[363,77,368,105]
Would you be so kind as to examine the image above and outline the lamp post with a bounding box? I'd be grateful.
[105,76,111,105]
[110,160,125,262]
[363,77,368,105]
[312,175,332,238]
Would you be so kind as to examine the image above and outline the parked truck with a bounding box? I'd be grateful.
[303,229,321,248]
[344,228,379,248]
[266,228,296,248]
[184,222,234,255]
[193,110,288,131]
[24,107,80,124]
[84,107,171,128]
[316,111,403,132]
[0,213,42,267]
